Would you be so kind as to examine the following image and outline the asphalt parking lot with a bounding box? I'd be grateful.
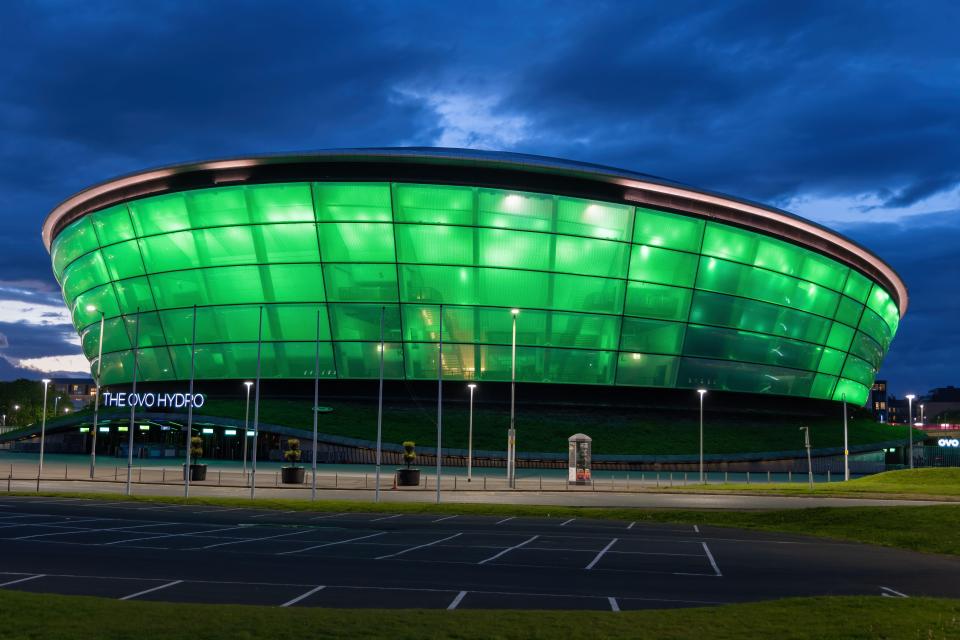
[0,496,958,610]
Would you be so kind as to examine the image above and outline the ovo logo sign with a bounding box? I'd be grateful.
[102,392,205,409]
[937,438,960,448]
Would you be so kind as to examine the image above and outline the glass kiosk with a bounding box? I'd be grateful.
[568,433,592,485]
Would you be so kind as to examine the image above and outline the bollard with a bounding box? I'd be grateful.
[656,472,660,488]
[683,472,687,486]
[365,474,368,489]
[767,471,771,483]
[162,468,166,483]
[724,471,728,483]
[747,471,751,484]
[7,473,10,493]
[484,475,487,490]
[827,470,831,483]
[335,472,338,489]
[65,464,68,480]
[454,476,457,491]
[114,466,118,481]
[669,472,673,487]
[788,470,792,483]
[218,470,222,486]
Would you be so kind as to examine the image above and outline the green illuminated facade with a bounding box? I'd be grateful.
[44,151,905,406]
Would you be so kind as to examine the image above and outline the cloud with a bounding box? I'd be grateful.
[3,353,90,376]
[393,88,530,149]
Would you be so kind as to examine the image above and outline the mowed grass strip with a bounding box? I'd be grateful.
[10,490,960,556]
[0,591,957,640]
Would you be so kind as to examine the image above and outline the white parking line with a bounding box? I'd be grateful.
[608,596,620,612]
[191,508,243,515]
[627,522,635,530]
[119,580,183,601]
[196,528,312,550]
[377,533,462,560]
[310,513,346,521]
[693,525,700,533]
[103,525,246,546]
[478,535,539,565]
[281,585,326,607]
[433,515,458,523]
[559,519,575,527]
[370,514,402,522]
[277,531,387,555]
[0,574,45,588]
[881,586,908,598]
[12,521,165,540]
[447,590,468,610]
[495,517,514,525]
[702,542,722,577]
[585,538,618,570]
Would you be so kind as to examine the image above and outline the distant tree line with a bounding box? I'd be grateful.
[0,379,72,427]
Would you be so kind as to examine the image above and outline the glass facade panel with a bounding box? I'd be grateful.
[51,179,900,404]
[833,378,869,404]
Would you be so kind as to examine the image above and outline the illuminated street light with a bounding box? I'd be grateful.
[508,308,520,488]
[39,378,51,475]
[467,384,477,482]
[697,389,707,483]
[86,305,105,479]
[242,381,253,479]
[905,394,915,469]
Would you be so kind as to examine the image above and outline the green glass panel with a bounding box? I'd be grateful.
[477,189,554,233]
[843,270,872,302]
[132,346,175,382]
[62,250,110,303]
[615,353,679,387]
[81,316,131,359]
[799,252,847,291]
[623,282,692,321]
[833,378,869,404]
[72,284,121,327]
[113,276,156,314]
[393,183,474,225]
[857,307,892,350]
[810,373,838,400]
[324,263,397,303]
[677,358,814,397]
[255,223,321,262]
[395,224,475,265]
[556,197,633,241]
[825,322,855,351]
[850,331,884,370]
[171,342,336,380]
[52,216,99,278]
[841,354,876,387]
[99,350,133,386]
[817,347,845,375]
[138,230,205,273]
[318,222,395,262]
[688,291,831,344]
[101,240,146,281]
[328,304,402,342]
[701,223,759,265]
[683,325,822,371]
[556,235,630,278]
[866,285,900,335]
[184,187,250,227]
[697,257,839,317]
[128,192,191,237]
[480,228,551,271]
[633,207,704,252]
[313,183,392,222]
[833,295,864,328]
[549,273,624,315]
[246,183,314,223]
[151,264,325,308]
[629,245,698,287]
[620,318,685,354]
[91,204,136,246]
[122,312,168,350]
[160,304,331,345]
[334,342,404,379]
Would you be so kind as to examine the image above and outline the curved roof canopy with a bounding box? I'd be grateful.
[42,147,907,315]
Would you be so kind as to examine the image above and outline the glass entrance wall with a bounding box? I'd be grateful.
[50,181,901,405]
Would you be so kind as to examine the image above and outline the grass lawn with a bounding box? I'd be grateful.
[674,468,960,499]
[12,489,960,556]
[0,591,957,640]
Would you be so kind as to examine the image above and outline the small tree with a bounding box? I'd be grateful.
[402,441,416,469]
[284,438,302,467]
[190,436,203,462]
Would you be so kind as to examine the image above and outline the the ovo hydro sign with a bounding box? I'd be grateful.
[102,392,206,409]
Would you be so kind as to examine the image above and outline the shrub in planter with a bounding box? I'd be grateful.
[282,438,305,484]
[396,441,420,486]
[184,435,207,481]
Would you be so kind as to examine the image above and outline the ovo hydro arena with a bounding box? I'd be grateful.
[43,149,906,411]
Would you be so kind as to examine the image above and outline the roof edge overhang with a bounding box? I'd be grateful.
[41,147,908,315]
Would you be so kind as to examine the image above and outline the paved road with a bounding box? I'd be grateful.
[0,496,957,610]
[6,477,954,509]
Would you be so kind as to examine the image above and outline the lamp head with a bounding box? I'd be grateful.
[697,389,707,396]
[511,308,520,316]
[85,304,97,312]
[244,381,253,388]
[468,383,477,389]
[905,394,915,400]
[41,378,50,386]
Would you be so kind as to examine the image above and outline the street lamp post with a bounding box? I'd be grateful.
[436,304,443,504]
[39,379,51,475]
[800,426,813,489]
[125,309,141,497]
[697,389,707,484]
[87,307,105,479]
[920,404,925,426]
[508,308,519,489]
[242,381,253,479]
[842,393,849,481]
[905,394,915,469]
[467,384,477,482]
[375,306,385,503]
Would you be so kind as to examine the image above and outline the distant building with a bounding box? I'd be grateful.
[871,380,888,422]
[50,378,96,409]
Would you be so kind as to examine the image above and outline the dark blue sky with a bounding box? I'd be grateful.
[0,1,956,398]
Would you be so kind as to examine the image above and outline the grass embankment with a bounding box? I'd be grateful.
[199,398,912,456]
[13,489,960,556]
[675,468,960,499]
[0,591,957,640]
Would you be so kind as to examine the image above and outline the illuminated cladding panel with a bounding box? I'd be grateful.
[51,182,901,405]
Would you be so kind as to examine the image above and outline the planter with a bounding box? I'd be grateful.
[396,468,421,486]
[183,464,207,481]
[281,466,305,484]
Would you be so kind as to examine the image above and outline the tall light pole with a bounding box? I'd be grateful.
[39,379,51,475]
[312,307,322,502]
[242,381,253,479]
[508,308,519,489]
[842,393,849,481]
[800,426,813,489]
[697,389,707,484]
[467,383,477,482]
[905,394,915,469]
[250,306,264,500]
[87,306,105,479]
[125,309,141,497]
[920,404,925,426]
[375,306,385,503]
[436,304,443,504]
